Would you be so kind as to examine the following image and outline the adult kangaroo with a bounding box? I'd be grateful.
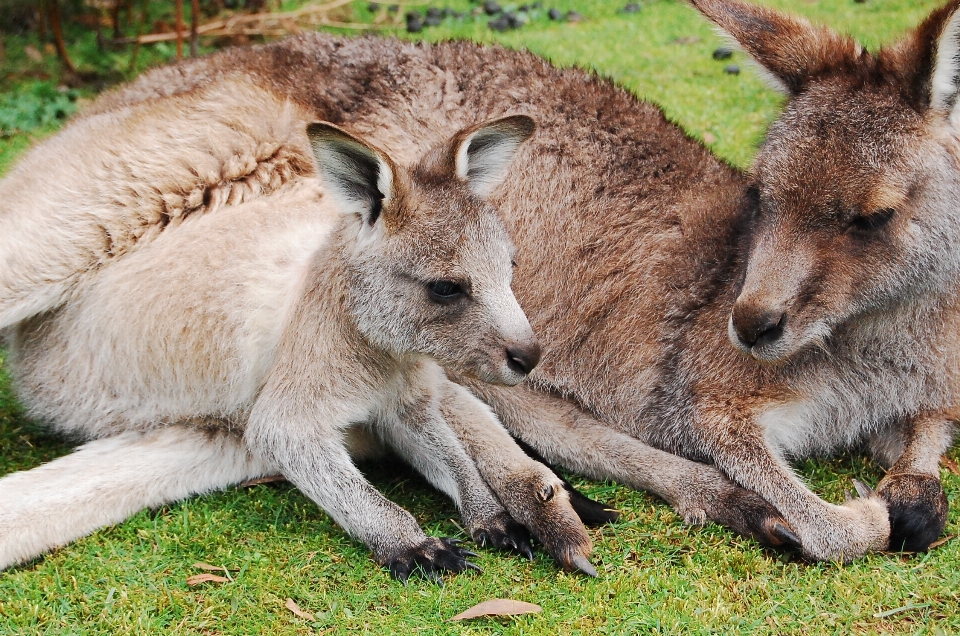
[5,0,958,563]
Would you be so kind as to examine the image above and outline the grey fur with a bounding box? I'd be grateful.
[0,81,594,576]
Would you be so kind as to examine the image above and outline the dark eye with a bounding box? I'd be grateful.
[850,208,896,233]
[426,280,465,303]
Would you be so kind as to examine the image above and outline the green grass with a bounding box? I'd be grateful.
[3,0,960,633]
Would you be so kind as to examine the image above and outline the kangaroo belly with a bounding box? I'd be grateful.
[7,182,336,438]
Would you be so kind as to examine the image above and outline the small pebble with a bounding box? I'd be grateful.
[489,15,511,31]
[406,17,423,31]
[566,9,583,22]
[406,10,421,19]
[712,46,733,60]
[518,4,529,11]
[505,11,526,27]
[548,7,563,20]
[425,15,442,25]
[621,2,640,13]
[368,1,381,10]
[426,7,443,18]
[387,4,398,11]
[724,64,740,75]
[483,0,502,14]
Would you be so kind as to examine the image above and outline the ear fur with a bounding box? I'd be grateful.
[306,122,393,225]
[455,115,535,197]
[923,2,960,115]
[689,0,863,95]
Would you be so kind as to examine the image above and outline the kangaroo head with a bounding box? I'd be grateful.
[307,116,539,385]
[694,0,960,363]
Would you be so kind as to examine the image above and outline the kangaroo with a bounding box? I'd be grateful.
[12,0,953,565]
[0,79,598,578]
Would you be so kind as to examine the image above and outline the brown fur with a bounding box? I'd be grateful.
[11,0,960,563]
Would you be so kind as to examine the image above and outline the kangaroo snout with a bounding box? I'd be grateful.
[730,302,785,351]
[505,341,542,376]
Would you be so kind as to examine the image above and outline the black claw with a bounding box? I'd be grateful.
[771,522,801,548]
[465,561,483,573]
[461,550,479,558]
[390,562,411,584]
[522,544,535,561]
[476,531,489,548]
[385,537,480,583]
[568,554,598,577]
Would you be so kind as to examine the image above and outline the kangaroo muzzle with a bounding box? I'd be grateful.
[505,341,542,376]
[731,302,786,350]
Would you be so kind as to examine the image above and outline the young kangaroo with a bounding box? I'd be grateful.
[0,79,596,578]
[11,0,956,565]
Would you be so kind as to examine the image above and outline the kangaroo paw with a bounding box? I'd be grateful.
[699,482,798,550]
[386,537,480,583]
[496,471,596,575]
[471,511,534,560]
[876,473,948,553]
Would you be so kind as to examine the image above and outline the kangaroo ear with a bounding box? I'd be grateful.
[690,0,862,94]
[922,3,960,117]
[455,115,535,197]
[307,122,393,225]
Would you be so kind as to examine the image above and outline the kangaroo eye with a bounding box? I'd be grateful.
[426,280,465,303]
[850,208,896,232]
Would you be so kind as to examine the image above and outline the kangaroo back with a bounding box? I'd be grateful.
[0,80,313,329]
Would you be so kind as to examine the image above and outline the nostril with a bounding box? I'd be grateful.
[506,342,542,375]
[733,308,786,348]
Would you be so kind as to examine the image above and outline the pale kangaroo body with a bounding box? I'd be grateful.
[6,0,960,565]
[0,79,600,577]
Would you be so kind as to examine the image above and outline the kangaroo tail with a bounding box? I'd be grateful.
[0,426,274,570]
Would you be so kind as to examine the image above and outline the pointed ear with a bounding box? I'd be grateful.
[878,1,960,116]
[690,0,863,94]
[455,115,535,197]
[306,122,394,225]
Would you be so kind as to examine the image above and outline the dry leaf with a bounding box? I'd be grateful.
[449,599,542,621]
[240,475,287,487]
[193,562,239,573]
[703,132,717,145]
[285,598,316,622]
[928,534,957,550]
[186,573,229,586]
[24,45,42,62]
[193,562,238,572]
[941,456,960,476]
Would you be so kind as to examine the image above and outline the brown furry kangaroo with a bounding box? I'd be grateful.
[6,0,957,564]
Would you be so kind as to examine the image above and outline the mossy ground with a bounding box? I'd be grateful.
[2,1,959,634]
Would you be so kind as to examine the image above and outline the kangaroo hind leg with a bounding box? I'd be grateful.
[0,426,274,570]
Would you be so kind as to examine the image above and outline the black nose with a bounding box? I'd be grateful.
[506,343,542,375]
[732,305,785,348]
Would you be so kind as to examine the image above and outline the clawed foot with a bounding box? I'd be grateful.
[386,537,481,583]
[472,511,535,560]
[495,471,598,576]
[876,473,948,553]
[693,480,800,551]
